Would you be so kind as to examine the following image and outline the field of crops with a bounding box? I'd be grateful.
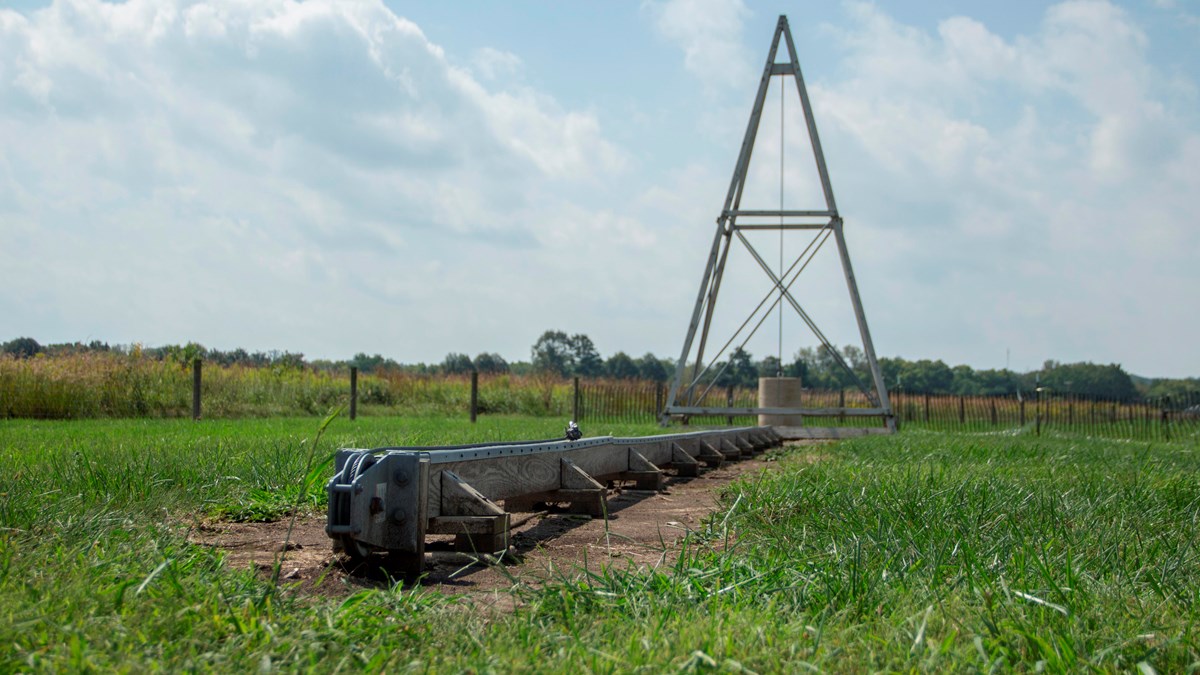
[2,413,1197,671]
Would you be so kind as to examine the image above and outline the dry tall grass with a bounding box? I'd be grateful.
[0,353,575,419]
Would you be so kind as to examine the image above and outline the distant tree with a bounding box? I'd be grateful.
[1145,377,1200,402]
[531,330,573,376]
[717,347,757,389]
[162,342,207,367]
[784,353,810,383]
[950,364,980,395]
[269,351,305,370]
[976,369,1021,396]
[473,352,509,374]
[441,352,475,375]
[897,359,954,394]
[569,334,603,377]
[205,347,253,367]
[2,337,41,358]
[1040,361,1137,401]
[879,356,904,389]
[794,347,834,388]
[605,351,639,379]
[637,353,670,382]
[350,353,401,374]
[508,361,534,376]
[757,355,781,378]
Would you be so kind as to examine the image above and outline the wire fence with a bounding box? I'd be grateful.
[891,390,1200,441]
[574,379,1200,442]
[4,351,1197,443]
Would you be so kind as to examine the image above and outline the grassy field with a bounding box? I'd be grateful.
[2,415,1198,671]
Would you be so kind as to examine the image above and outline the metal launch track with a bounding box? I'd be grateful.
[326,426,782,574]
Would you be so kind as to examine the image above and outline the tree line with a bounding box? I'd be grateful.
[4,334,1194,402]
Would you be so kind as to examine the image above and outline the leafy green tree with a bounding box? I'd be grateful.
[757,355,782,378]
[717,347,758,389]
[350,353,401,373]
[897,359,954,394]
[473,353,509,374]
[637,353,670,382]
[974,369,1021,396]
[441,353,475,375]
[605,351,639,379]
[2,337,41,358]
[1040,361,1137,401]
[268,350,305,371]
[784,354,810,383]
[950,364,980,395]
[569,334,604,377]
[163,342,207,367]
[531,330,573,376]
[1145,377,1200,401]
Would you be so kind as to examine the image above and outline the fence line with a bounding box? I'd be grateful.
[3,353,1197,442]
[573,380,1199,442]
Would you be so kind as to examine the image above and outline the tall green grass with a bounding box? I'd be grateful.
[2,418,1197,671]
[0,353,576,419]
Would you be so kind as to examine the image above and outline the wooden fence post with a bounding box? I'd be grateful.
[990,399,997,426]
[470,370,479,423]
[192,359,202,421]
[1162,395,1171,441]
[572,376,580,422]
[839,389,846,424]
[1019,398,1026,427]
[958,396,965,424]
[726,385,734,425]
[1035,387,1042,436]
[350,366,358,421]
[924,393,930,424]
[654,381,664,420]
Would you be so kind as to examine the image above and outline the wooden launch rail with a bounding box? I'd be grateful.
[325,426,782,574]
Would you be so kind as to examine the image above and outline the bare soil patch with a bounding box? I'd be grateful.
[189,443,824,605]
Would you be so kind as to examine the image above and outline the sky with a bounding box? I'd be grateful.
[0,0,1197,377]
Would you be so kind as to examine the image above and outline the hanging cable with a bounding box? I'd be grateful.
[777,76,785,376]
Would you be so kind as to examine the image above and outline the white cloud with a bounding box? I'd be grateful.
[645,0,752,92]
[0,0,640,360]
[470,46,521,81]
[809,1,1199,373]
[0,0,1196,377]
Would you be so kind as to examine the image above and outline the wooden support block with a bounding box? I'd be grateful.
[754,430,773,450]
[562,457,604,490]
[439,472,511,554]
[441,471,506,517]
[670,442,700,477]
[428,516,507,535]
[563,488,606,517]
[734,436,755,457]
[454,531,508,555]
[430,515,510,554]
[504,458,608,518]
[718,438,742,460]
[697,440,725,467]
[623,449,664,490]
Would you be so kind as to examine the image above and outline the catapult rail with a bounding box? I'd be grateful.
[325,426,782,573]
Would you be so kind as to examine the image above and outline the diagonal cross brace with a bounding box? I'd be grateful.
[735,230,877,404]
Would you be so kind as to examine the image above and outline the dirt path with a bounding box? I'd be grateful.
[189,444,818,604]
